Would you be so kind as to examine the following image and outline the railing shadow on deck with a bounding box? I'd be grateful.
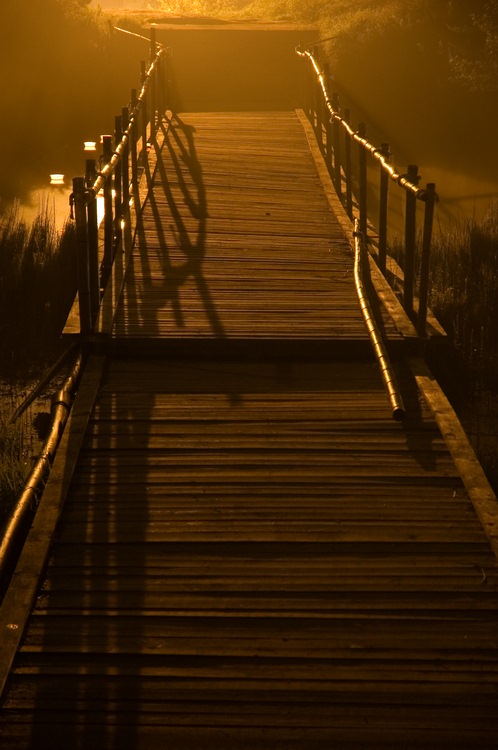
[0,28,168,604]
[68,26,169,338]
[127,112,226,340]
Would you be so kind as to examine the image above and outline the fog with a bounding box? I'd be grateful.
[1,0,496,230]
[0,2,149,220]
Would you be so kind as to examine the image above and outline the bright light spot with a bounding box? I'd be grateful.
[121,219,125,230]
[84,141,97,152]
[50,174,65,186]
[97,195,105,225]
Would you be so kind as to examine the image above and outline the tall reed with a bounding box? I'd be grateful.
[0,202,77,375]
[428,205,498,388]
[0,396,29,534]
[0,204,77,522]
[389,204,498,490]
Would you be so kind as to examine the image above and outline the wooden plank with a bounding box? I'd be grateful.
[111,110,398,343]
[2,111,498,746]
[0,356,105,697]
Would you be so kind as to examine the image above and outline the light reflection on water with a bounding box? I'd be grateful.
[13,138,102,231]
[13,148,498,238]
[418,164,498,232]
[20,183,105,231]
[20,185,73,230]
[365,159,498,240]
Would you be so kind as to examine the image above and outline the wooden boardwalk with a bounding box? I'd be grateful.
[1,111,498,748]
[109,111,402,347]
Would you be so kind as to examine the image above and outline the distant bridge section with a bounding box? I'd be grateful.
[155,20,317,111]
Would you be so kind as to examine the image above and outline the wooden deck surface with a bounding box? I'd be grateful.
[1,110,498,748]
[2,356,498,748]
[110,111,402,345]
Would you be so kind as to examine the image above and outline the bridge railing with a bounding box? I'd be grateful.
[71,27,169,334]
[296,46,437,337]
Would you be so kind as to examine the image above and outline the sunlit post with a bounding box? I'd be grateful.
[403,164,419,318]
[314,54,321,140]
[309,58,315,124]
[72,177,92,334]
[378,143,390,273]
[305,57,312,120]
[317,71,324,153]
[85,159,100,322]
[358,122,368,237]
[150,26,157,136]
[332,93,341,196]
[344,108,353,219]
[130,88,138,187]
[102,135,114,283]
[310,50,317,132]
[417,183,437,337]
[150,23,157,62]
[114,115,123,222]
[140,60,148,164]
[121,106,130,213]
[157,50,166,121]
[323,64,332,173]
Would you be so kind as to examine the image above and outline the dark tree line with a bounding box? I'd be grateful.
[401,0,498,92]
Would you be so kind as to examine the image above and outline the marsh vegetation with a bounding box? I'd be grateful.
[0,204,77,526]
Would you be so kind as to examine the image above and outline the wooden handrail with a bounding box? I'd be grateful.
[297,48,429,199]
[297,46,438,336]
[0,350,84,595]
[71,30,170,334]
[353,221,405,421]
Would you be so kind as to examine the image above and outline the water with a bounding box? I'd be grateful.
[19,183,72,231]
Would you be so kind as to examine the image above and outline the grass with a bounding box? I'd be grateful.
[0,204,77,522]
[388,204,498,492]
[0,203,77,376]
[0,397,31,535]
[389,202,498,391]
[429,204,498,389]
[429,206,498,493]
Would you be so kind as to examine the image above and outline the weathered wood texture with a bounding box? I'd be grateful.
[1,358,498,748]
[111,112,402,345]
[1,111,498,748]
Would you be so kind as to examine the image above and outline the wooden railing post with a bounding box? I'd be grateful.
[417,183,437,336]
[315,76,322,146]
[332,92,341,196]
[323,64,332,172]
[85,158,100,322]
[102,134,114,284]
[358,122,368,237]
[378,143,390,273]
[121,105,130,213]
[150,23,157,62]
[321,79,328,155]
[140,60,148,164]
[158,51,166,120]
[114,115,123,220]
[311,50,317,132]
[150,26,157,136]
[403,164,419,318]
[72,176,92,334]
[295,47,439,340]
[306,58,313,121]
[344,108,353,219]
[130,88,138,186]
[298,54,306,114]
